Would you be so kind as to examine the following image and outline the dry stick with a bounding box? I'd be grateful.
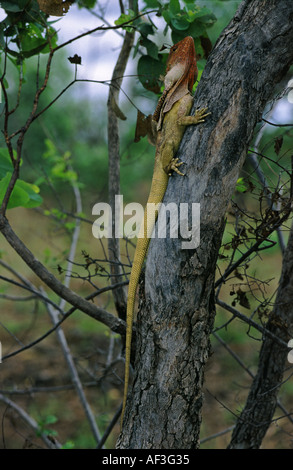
[52,10,153,52]
[200,426,235,445]
[0,393,62,449]
[0,12,139,444]
[59,169,82,311]
[249,107,286,254]
[43,291,103,446]
[1,10,152,213]
[0,274,64,313]
[96,404,122,449]
[216,299,288,348]
[107,2,135,319]
[0,215,125,335]
[228,218,293,448]
[1,281,128,362]
[215,203,291,290]
[45,164,103,444]
[213,332,293,426]
[0,49,54,215]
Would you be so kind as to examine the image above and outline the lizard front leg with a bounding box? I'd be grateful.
[162,104,210,176]
[178,107,210,126]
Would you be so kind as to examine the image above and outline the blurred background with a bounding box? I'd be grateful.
[0,0,292,449]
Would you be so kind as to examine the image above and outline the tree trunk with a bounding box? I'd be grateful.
[117,0,293,448]
[228,221,293,448]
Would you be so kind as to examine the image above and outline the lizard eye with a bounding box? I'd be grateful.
[171,45,178,52]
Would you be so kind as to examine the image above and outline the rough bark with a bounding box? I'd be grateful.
[117,0,293,448]
[228,221,293,448]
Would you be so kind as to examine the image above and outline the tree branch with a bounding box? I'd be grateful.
[107,0,136,320]
[0,215,125,335]
[0,393,62,449]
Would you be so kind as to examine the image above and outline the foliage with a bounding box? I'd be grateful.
[0,0,217,211]
[0,148,43,208]
[116,0,216,93]
[0,0,292,450]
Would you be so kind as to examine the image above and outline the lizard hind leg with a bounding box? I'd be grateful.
[166,157,185,176]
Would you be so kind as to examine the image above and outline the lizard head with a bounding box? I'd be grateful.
[165,36,197,95]
[153,36,198,126]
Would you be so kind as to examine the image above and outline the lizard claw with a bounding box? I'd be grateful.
[167,157,185,176]
[194,107,211,122]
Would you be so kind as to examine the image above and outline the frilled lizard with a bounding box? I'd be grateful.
[121,36,210,425]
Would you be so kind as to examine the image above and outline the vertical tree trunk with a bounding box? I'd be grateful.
[118,0,293,448]
[228,221,293,448]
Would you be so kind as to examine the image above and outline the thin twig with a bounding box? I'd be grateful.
[96,404,122,449]
[52,11,156,52]
[216,299,288,348]
[0,393,62,449]
[43,289,103,446]
[0,214,125,335]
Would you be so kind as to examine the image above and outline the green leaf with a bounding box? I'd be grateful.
[192,6,216,22]
[0,172,30,209]
[0,148,14,178]
[16,180,43,208]
[43,415,58,425]
[162,9,173,25]
[171,15,190,31]
[140,37,159,59]
[186,20,206,37]
[169,0,180,15]
[139,23,155,38]
[236,177,248,193]
[0,172,43,209]
[77,0,96,8]
[114,9,136,29]
[62,441,75,449]
[21,35,47,53]
[1,1,23,12]
[143,0,161,7]
[137,55,165,93]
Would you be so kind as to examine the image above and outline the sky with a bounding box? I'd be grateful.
[53,3,127,85]
[47,3,136,100]
[0,2,139,102]
[0,2,292,121]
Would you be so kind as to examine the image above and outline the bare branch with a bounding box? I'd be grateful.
[43,290,103,446]
[0,393,62,449]
[0,214,125,335]
[107,0,136,320]
[216,299,288,348]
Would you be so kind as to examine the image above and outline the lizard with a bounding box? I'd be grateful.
[121,36,210,425]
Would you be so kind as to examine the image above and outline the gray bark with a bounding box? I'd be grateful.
[228,221,293,448]
[117,0,293,448]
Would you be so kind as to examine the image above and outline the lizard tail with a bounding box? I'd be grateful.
[121,232,150,425]
[121,174,168,426]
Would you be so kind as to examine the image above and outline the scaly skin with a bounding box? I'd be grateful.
[121,36,210,426]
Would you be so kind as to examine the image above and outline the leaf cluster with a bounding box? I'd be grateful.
[116,0,216,94]
[0,1,58,63]
[0,148,43,209]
